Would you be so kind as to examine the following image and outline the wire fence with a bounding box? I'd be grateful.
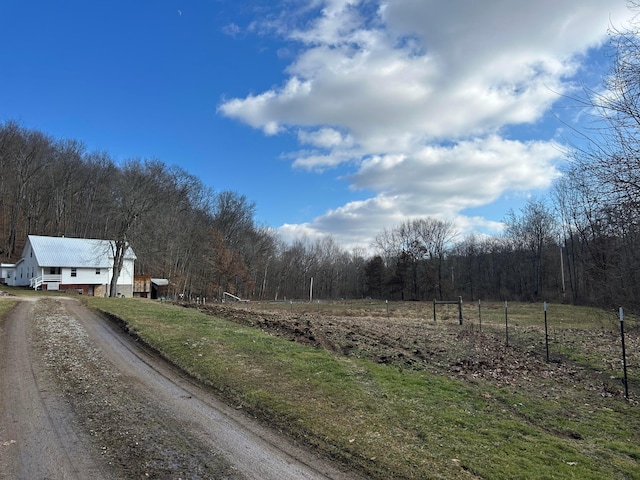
[231,298,638,399]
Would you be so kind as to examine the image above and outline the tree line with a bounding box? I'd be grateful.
[0,123,269,298]
[2,13,640,308]
[0,114,635,310]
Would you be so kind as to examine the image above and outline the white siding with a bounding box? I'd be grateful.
[16,242,39,287]
[116,258,135,285]
[1,264,17,286]
[13,236,137,295]
[107,258,135,296]
[61,267,110,285]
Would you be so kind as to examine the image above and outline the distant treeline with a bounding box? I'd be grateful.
[1,117,639,311]
[2,17,640,307]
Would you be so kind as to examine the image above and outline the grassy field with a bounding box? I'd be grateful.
[79,296,640,480]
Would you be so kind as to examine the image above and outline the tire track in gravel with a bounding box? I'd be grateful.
[1,297,363,480]
[0,299,110,480]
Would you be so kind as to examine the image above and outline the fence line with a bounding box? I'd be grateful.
[230,298,637,399]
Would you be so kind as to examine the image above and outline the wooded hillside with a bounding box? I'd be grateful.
[0,117,637,310]
[3,19,640,309]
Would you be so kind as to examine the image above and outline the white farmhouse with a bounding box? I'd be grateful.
[10,235,136,297]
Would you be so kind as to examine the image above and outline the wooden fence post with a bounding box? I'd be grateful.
[433,300,436,323]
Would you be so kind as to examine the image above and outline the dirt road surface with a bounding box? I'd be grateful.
[0,297,363,480]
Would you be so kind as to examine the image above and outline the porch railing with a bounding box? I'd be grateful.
[30,274,62,289]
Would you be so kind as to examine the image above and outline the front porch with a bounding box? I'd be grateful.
[30,274,62,290]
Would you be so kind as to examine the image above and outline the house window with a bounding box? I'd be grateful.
[96,268,101,275]
[71,268,77,277]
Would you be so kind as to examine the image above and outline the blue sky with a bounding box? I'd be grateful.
[1,1,635,250]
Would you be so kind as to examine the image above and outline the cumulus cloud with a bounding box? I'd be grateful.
[218,0,634,248]
[298,127,353,149]
[350,136,563,207]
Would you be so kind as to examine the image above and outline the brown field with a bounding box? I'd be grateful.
[187,299,639,401]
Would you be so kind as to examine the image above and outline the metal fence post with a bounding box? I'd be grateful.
[544,302,549,362]
[505,301,509,347]
[620,307,629,399]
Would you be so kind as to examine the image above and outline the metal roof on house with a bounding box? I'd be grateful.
[27,235,136,268]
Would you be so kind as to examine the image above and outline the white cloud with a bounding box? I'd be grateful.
[291,150,354,170]
[295,136,564,248]
[350,136,563,207]
[219,0,635,247]
[297,127,352,149]
[292,127,358,170]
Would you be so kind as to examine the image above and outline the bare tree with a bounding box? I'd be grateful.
[412,218,458,300]
[503,199,558,300]
[106,159,166,297]
[1,123,52,257]
[372,218,457,300]
[560,5,640,307]
[364,255,386,298]
[569,17,640,213]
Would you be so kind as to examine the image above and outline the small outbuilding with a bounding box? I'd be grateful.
[151,278,169,299]
[1,263,16,285]
[133,276,170,299]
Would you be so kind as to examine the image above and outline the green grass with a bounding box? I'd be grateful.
[84,297,640,479]
[0,298,18,316]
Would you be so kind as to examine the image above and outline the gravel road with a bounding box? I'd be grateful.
[0,297,362,480]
